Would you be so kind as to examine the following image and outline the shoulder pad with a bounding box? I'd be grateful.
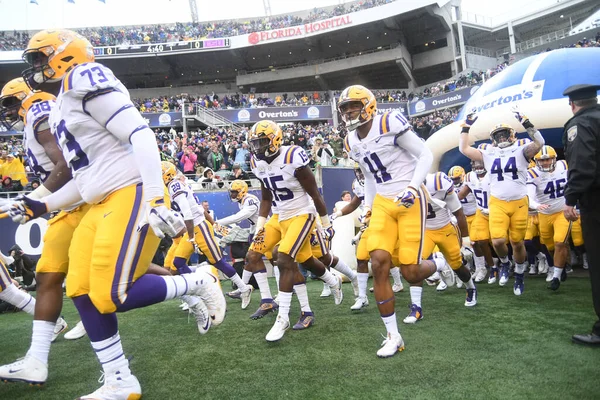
[386,111,411,135]
[527,168,539,181]
[343,135,351,153]
[558,159,568,170]
[62,62,127,99]
[433,172,453,193]
[168,180,187,197]
[25,99,55,132]
[249,155,258,170]
[283,146,309,167]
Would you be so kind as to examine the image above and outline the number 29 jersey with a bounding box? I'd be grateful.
[49,62,141,204]
[526,160,568,215]
[344,111,415,200]
[24,99,56,182]
[479,142,530,201]
[167,180,204,226]
[250,145,316,221]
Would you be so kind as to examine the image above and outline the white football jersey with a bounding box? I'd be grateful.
[352,178,365,204]
[24,99,56,182]
[217,193,259,234]
[464,171,490,215]
[344,111,416,199]
[167,180,204,226]
[455,183,476,216]
[527,160,568,215]
[49,62,141,204]
[251,145,316,221]
[425,172,456,230]
[479,142,530,201]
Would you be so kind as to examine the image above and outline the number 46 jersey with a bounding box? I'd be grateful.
[250,145,316,221]
[480,142,530,201]
[527,160,568,215]
[344,111,416,199]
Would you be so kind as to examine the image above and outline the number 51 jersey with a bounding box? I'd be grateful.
[49,62,141,204]
[250,145,316,221]
[344,111,416,199]
[480,142,529,201]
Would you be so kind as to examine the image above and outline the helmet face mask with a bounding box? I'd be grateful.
[248,137,272,159]
[490,124,516,149]
[0,78,32,131]
[534,145,557,172]
[471,160,486,175]
[161,161,177,185]
[339,101,366,131]
[248,120,282,161]
[22,48,56,90]
[229,180,248,202]
[353,163,365,186]
[337,85,377,131]
[448,166,465,187]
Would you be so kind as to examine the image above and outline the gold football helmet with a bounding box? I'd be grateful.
[22,29,94,89]
[337,85,377,131]
[448,166,466,187]
[0,78,32,130]
[161,161,177,185]
[534,145,557,172]
[248,120,283,160]
[229,180,248,202]
[490,123,516,149]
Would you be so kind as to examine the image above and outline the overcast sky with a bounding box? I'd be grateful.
[0,0,567,31]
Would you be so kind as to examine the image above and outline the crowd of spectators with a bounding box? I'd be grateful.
[534,32,600,54]
[0,0,395,51]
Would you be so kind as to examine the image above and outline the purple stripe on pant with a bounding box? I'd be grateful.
[0,263,11,290]
[289,214,315,259]
[199,221,221,262]
[111,183,143,308]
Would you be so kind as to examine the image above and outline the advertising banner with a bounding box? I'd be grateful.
[212,105,333,123]
[407,86,479,116]
[141,112,183,128]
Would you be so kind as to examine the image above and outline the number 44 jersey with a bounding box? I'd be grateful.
[250,145,316,221]
[344,111,415,199]
[480,142,530,201]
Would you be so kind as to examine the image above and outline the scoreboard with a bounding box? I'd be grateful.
[93,38,230,58]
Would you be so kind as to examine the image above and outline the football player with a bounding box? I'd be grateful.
[0,77,83,385]
[0,252,36,316]
[248,120,343,342]
[459,107,544,296]
[459,154,495,283]
[339,85,449,358]
[404,172,478,324]
[527,146,586,291]
[216,180,276,307]
[162,162,253,310]
[4,29,224,398]
[331,163,403,311]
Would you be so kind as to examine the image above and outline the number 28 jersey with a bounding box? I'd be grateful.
[526,160,568,215]
[344,111,415,199]
[49,62,141,204]
[250,145,316,221]
[480,142,529,201]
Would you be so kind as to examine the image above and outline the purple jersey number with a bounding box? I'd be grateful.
[55,120,89,172]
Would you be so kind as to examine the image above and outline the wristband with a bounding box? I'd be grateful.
[462,236,471,247]
[28,183,52,200]
[256,216,267,231]
[461,127,470,134]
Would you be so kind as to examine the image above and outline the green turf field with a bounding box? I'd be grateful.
[1,273,599,400]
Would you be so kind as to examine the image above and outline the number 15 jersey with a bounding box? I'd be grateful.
[250,145,316,221]
[480,142,529,201]
[344,111,415,199]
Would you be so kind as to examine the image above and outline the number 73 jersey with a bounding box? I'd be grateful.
[250,145,316,221]
[344,111,416,199]
[527,160,568,215]
[480,143,529,201]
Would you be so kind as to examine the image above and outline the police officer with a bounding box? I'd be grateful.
[562,84,600,347]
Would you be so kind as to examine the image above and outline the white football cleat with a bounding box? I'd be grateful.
[438,261,456,287]
[0,355,47,385]
[436,281,448,291]
[240,285,253,310]
[265,315,290,342]
[546,267,554,282]
[392,281,404,293]
[376,333,405,358]
[537,254,549,274]
[473,267,487,283]
[320,284,331,297]
[197,271,227,326]
[51,317,68,343]
[64,321,87,340]
[330,275,344,305]
[190,299,211,334]
[350,297,369,311]
[528,263,537,275]
[78,372,142,400]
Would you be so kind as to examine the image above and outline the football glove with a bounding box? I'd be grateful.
[188,238,200,254]
[460,111,478,130]
[330,210,343,222]
[395,186,419,208]
[323,226,335,241]
[310,233,319,247]
[252,227,266,253]
[213,222,231,237]
[140,197,183,238]
[0,196,48,224]
[511,105,534,129]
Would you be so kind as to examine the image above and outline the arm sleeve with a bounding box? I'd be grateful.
[444,191,462,213]
[565,123,597,206]
[85,90,164,201]
[43,180,83,212]
[217,204,257,226]
[363,174,377,209]
[395,130,433,189]
[527,183,540,210]
[173,194,193,220]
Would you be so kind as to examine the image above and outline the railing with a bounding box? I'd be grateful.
[465,45,495,58]
[495,26,592,57]
[461,12,495,28]
[183,104,243,130]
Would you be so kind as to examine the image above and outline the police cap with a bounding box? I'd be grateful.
[562,84,600,101]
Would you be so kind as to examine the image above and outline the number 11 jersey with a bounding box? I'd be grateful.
[480,142,530,201]
[344,111,415,199]
[250,145,316,221]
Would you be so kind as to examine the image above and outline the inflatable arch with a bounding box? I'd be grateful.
[427,48,600,173]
